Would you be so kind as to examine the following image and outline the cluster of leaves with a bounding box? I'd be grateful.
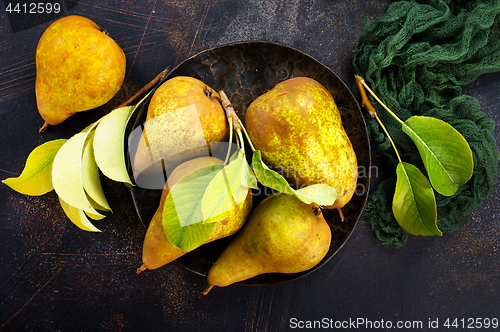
[3,106,134,232]
[3,89,338,248]
[356,76,473,236]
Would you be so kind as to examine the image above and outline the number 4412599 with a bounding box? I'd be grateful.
[5,2,61,14]
[444,318,498,329]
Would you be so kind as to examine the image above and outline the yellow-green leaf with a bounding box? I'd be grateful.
[393,162,441,236]
[202,150,249,224]
[52,132,102,216]
[402,116,473,196]
[59,197,101,232]
[82,130,111,211]
[252,150,337,206]
[2,139,67,196]
[93,106,134,185]
[163,164,224,251]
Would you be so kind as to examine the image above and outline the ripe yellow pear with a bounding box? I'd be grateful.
[244,77,357,215]
[137,156,253,272]
[204,193,331,293]
[132,76,229,177]
[35,15,126,131]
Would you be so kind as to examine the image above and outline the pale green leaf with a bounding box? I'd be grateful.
[52,132,102,216]
[252,150,337,206]
[202,150,249,224]
[85,211,106,220]
[93,106,134,185]
[2,139,67,196]
[162,164,224,251]
[82,130,111,211]
[242,157,258,190]
[393,162,441,236]
[59,197,101,232]
[403,116,473,196]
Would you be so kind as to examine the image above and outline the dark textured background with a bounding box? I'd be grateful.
[1,1,499,331]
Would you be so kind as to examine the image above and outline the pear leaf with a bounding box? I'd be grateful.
[2,139,67,196]
[252,150,337,206]
[52,132,103,217]
[393,162,441,236]
[402,116,473,196]
[58,197,101,232]
[202,150,252,224]
[242,156,259,190]
[82,130,111,212]
[93,106,134,186]
[162,164,224,251]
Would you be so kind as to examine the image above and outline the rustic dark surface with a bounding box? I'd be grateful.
[1,1,499,331]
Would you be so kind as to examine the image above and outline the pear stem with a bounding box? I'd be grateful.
[355,75,403,164]
[224,116,234,164]
[118,67,170,108]
[136,264,147,274]
[237,117,256,153]
[39,121,50,133]
[355,75,404,125]
[202,284,214,295]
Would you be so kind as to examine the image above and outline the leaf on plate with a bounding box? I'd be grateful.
[162,164,224,251]
[2,139,67,196]
[252,150,337,206]
[242,156,258,190]
[82,130,111,212]
[402,116,473,196]
[93,106,134,186]
[59,197,101,232]
[393,162,441,236]
[202,150,253,224]
[52,132,103,217]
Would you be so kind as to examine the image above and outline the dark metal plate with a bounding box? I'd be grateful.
[126,41,371,286]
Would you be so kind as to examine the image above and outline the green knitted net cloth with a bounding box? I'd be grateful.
[352,0,500,247]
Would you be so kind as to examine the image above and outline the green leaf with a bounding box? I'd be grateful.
[202,150,251,224]
[393,162,441,236]
[162,164,224,251]
[93,106,134,185]
[242,156,259,190]
[252,150,337,206]
[81,129,111,212]
[58,197,101,232]
[402,116,473,196]
[52,132,103,217]
[2,139,67,196]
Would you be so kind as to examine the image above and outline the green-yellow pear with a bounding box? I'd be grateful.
[35,15,126,131]
[244,77,357,216]
[137,156,253,273]
[203,193,331,293]
[133,76,229,177]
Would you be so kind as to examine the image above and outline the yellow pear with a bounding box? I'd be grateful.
[244,77,357,216]
[137,156,253,273]
[35,15,126,131]
[204,193,331,293]
[132,76,229,178]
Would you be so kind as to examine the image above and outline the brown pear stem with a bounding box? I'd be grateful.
[355,75,403,164]
[219,90,241,132]
[118,68,170,108]
[136,264,147,274]
[219,90,257,153]
[202,284,214,295]
[355,75,377,118]
[337,208,344,221]
[39,121,50,133]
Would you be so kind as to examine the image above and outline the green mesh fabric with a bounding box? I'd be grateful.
[352,0,500,247]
